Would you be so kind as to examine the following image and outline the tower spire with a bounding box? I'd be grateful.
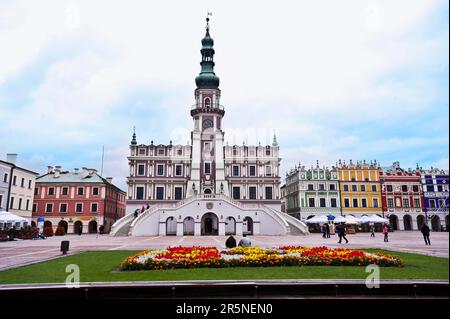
[195,13,219,90]
[131,126,137,145]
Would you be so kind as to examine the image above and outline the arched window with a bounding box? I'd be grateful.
[204,97,211,108]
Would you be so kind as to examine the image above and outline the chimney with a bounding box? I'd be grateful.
[47,166,53,174]
[105,177,113,184]
[54,166,61,178]
[6,153,17,165]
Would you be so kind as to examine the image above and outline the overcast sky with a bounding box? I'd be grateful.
[0,0,448,191]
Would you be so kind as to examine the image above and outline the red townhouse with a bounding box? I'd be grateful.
[32,166,126,234]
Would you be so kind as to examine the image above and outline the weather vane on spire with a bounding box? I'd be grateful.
[206,11,212,30]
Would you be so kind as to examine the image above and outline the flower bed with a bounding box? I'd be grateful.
[120,246,404,271]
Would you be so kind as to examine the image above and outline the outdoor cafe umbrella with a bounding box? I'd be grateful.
[0,211,28,229]
[360,215,388,224]
[306,215,328,224]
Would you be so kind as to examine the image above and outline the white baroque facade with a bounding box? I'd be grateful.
[112,18,308,236]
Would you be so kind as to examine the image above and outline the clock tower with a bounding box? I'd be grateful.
[187,16,229,197]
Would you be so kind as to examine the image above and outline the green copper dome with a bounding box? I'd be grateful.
[195,18,220,89]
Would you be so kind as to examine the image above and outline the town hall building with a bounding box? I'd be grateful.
[111,17,308,237]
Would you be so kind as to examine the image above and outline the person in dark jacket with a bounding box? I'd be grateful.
[225,235,237,248]
[322,224,327,238]
[336,223,348,244]
[325,223,330,238]
[421,223,431,245]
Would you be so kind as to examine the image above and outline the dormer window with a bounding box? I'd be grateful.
[204,97,211,108]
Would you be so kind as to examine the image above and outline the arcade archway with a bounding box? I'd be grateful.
[201,212,218,235]
[166,217,177,236]
[183,217,195,235]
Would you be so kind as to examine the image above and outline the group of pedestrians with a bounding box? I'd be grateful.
[321,223,331,238]
[134,204,151,218]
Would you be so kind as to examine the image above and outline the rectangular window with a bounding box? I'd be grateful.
[352,185,357,192]
[0,194,3,208]
[92,187,99,196]
[13,176,16,185]
[34,188,38,196]
[60,203,67,213]
[204,162,211,174]
[249,166,256,177]
[26,199,29,211]
[156,187,164,200]
[77,187,84,196]
[3,173,7,183]
[138,164,145,176]
[175,165,183,176]
[427,185,434,192]
[265,166,272,177]
[318,184,325,191]
[330,198,337,207]
[61,187,68,196]
[403,198,410,208]
[10,197,14,209]
[412,185,419,192]
[91,203,98,212]
[360,185,366,192]
[402,185,408,192]
[28,180,32,189]
[45,203,52,213]
[361,198,367,208]
[21,178,24,187]
[386,185,393,192]
[371,185,377,192]
[249,186,257,199]
[174,187,183,200]
[437,185,443,192]
[414,198,420,208]
[18,198,22,210]
[343,185,349,192]
[319,198,326,207]
[136,187,144,200]
[429,199,436,209]
[265,187,273,200]
[388,198,394,208]
[48,187,55,196]
[329,184,336,191]
[232,165,240,177]
[265,148,271,156]
[232,187,240,200]
[32,204,36,213]
[352,198,358,208]
[157,164,164,176]
[344,198,350,207]
[307,184,314,191]
[308,198,315,207]
[373,198,379,208]
[76,203,83,213]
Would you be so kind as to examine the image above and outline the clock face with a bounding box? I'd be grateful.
[202,119,213,130]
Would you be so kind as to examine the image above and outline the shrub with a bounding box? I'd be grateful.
[55,226,66,236]
[43,226,54,237]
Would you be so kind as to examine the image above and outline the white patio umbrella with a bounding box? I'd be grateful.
[306,215,328,224]
[0,211,28,229]
[367,214,389,223]
[333,216,347,223]
[345,215,360,224]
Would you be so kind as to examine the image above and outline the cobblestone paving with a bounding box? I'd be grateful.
[0,231,448,270]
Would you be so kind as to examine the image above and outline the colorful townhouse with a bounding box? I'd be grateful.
[420,168,449,231]
[284,162,341,222]
[337,160,383,216]
[32,166,126,234]
[379,162,425,231]
[0,154,38,220]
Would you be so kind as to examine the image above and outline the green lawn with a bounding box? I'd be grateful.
[0,250,448,284]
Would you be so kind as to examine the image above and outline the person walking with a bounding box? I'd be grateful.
[337,223,348,244]
[421,223,431,245]
[370,224,375,238]
[322,224,327,238]
[383,224,389,242]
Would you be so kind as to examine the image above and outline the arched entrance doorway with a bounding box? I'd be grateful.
[417,215,425,230]
[243,217,253,235]
[74,221,83,234]
[58,220,68,234]
[389,215,398,231]
[166,217,177,236]
[88,220,98,233]
[225,217,236,235]
[403,215,412,230]
[431,215,441,231]
[204,188,212,195]
[183,217,195,235]
[201,213,218,235]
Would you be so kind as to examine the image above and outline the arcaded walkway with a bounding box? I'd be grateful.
[0,231,448,270]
